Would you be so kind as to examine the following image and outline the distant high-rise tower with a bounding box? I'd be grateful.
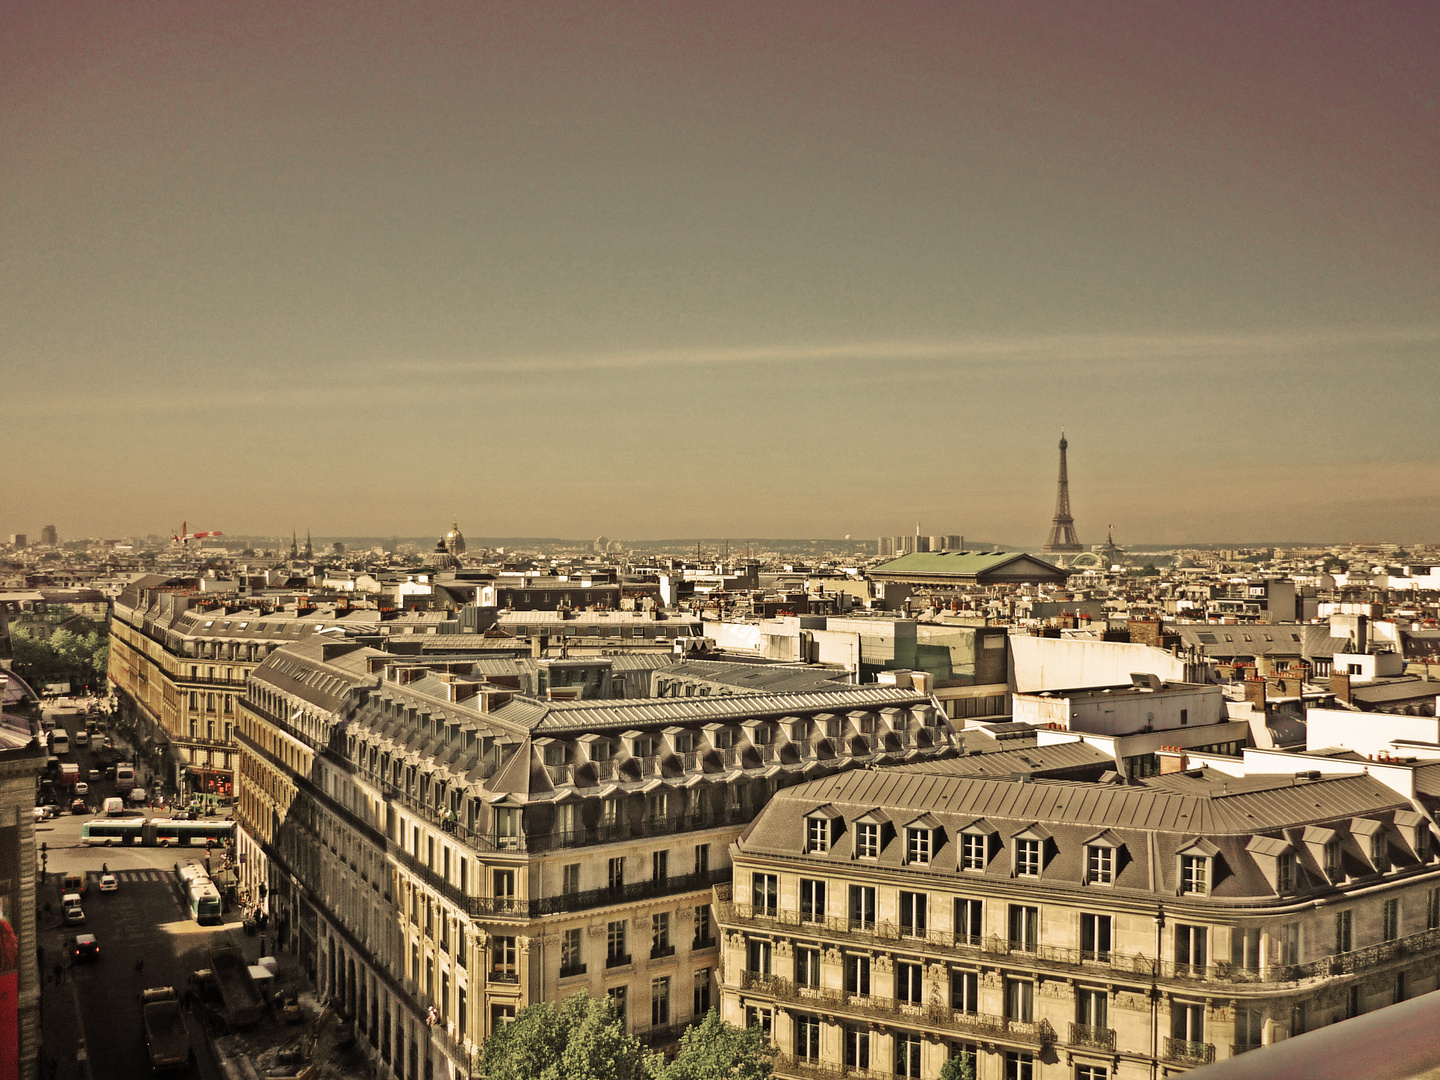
[1042,431,1083,555]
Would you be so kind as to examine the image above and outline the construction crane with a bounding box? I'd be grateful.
[171,522,223,546]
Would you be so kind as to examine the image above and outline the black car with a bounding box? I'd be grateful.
[72,934,100,962]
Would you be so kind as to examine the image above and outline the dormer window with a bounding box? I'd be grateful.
[1015,838,1042,877]
[673,731,694,754]
[1087,845,1114,884]
[789,721,807,743]
[961,834,987,871]
[632,736,656,758]
[751,725,773,746]
[1420,828,1433,863]
[856,822,880,859]
[590,741,612,763]
[1371,832,1389,871]
[1324,841,1343,880]
[543,743,565,767]
[1180,854,1210,895]
[907,828,932,866]
[714,730,734,750]
[807,816,834,854]
[1276,850,1295,893]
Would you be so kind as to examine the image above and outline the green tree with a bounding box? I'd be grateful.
[939,1055,976,1080]
[659,1010,775,1080]
[476,992,658,1080]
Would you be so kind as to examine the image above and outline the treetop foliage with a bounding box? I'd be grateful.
[475,996,773,1080]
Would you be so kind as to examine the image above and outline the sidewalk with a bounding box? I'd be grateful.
[36,876,92,1080]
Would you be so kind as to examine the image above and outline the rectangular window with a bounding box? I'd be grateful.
[491,936,517,981]
[899,891,928,936]
[849,885,876,930]
[895,1032,922,1078]
[752,873,778,917]
[796,946,821,988]
[1281,923,1300,966]
[493,868,516,908]
[1235,1007,1263,1050]
[693,969,711,1016]
[1015,838,1041,876]
[608,857,625,894]
[896,960,922,1004]
[1336,910,1353,954]
[1175,924,1208,975]
[652,912,671,957]
[1077,986,1108,1030]
[961,833,987,871]
[1383,898,1400,942]
[608,986,627,1027]
[794,1014,821,1061]
[653,850,669,884]
[1180,855,1209,895]
[1172,1002,1204,1043]
[844,1025,870,1070]
[955,898,983,946]
[562,863,580,896]
[694,843,709,875]
[845,954,871,996]
[1087,845,1114,884]
[1008,904,1038,952]
[652,977,670,1027]
[1004,978,1033,1022]
[1005,1051,1034,1080]
[560,929,583,975]
[800,879,827,923]
[1277,850,1295,893]
[747,938,772,976]
[950,969,979,1013]
[1325,842,1343,880]
[1428,889,1440,931]
[1372,832,1389,870]
[744,1003,773,1036]
[607,921,629,967]
[855,822,880,858]
[1081,912,1111,961]
[1232,928,1261,973]
[807,817,832,853]
[907,828,932,865]
[693,905,712,946]
[647,790,667,823]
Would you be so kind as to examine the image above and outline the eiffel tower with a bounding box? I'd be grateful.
[1042,431,1083,554]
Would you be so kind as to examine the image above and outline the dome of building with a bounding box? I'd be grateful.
[445,521,466,556]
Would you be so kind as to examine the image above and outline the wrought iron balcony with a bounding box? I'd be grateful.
[1069,1023,1116,1051]
[737,973,1053,1048]
[1163,1037,1216,1066]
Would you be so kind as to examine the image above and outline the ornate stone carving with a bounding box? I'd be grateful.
[1206,1002,1234,1022]
[873,955,893,975]
[823,947,843,965]
[518,936,531,954]
[1038,979,1072,999]
[1113,991,1149,1012]
[587,925,608,940]
[981,971,1003,990]
[775,941,794,959]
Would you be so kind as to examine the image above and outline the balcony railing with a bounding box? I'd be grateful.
[490,969,519,984]
[651,944,676,960]
[718,904,1440,989]
[738,973,1053,1048]
[606,954,633,970]
[559,963,587,979]
[773,1054,892,1080]
[639,1022,686,1046]
[497,811,749,854]
[1069,1023,1117,1052]
[1163,1037,1216,1066]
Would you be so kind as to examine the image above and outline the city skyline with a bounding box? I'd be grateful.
[5,2,1438,543]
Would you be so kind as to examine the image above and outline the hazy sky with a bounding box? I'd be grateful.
[5,2,1438,546]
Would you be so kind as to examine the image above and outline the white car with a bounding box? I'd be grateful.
[127,787,147,805]
[74,782,89,797]
[98,874,118,893]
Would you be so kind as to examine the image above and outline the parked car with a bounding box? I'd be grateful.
[62,895,85,925]
[98,874,118,893]
[70,798,88,815]
[72,933,100,961]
